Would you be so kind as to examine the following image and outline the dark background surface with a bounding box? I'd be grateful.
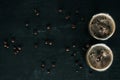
[0,0,120,80]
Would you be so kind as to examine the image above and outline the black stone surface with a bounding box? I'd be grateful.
[0,0,120,80]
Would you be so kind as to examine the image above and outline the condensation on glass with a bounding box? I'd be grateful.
[86,43,113,72]
[89,13,116,40]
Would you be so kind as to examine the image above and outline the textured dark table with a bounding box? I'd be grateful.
[0,0,120,80]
